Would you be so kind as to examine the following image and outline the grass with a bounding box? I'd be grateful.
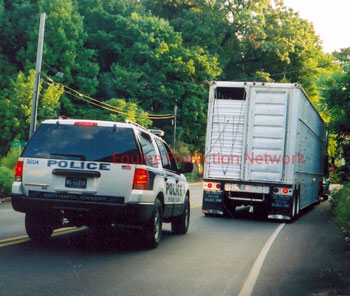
[333,183,350,235]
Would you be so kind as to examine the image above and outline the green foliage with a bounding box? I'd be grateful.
[73,98,152,127]
[0,146,21,197]
[1,147,22,169]
[318,57,350,178]
[333,183,350,235]
[0,166,13,198]
[0,0,344,158]
[0,70,63,154]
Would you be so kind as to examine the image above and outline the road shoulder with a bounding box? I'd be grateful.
[253,200,350,296]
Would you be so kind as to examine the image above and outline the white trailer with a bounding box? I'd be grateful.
[202,81,328,221]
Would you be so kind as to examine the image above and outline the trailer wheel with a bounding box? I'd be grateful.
[287,195,296,223]
[253,206,268,221]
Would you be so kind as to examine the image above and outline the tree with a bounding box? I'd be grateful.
[318,59,350,179]
[0,70,64,154]
[18,0,100,95]
[80,5,221,148]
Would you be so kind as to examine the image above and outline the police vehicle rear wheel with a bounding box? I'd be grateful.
[25,212,53,241]
[171,197,190,235]
[144,198,162,249]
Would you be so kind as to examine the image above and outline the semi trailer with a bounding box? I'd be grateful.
[202,81,328,221]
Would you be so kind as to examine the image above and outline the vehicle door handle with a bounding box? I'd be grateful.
[175,179,179,184]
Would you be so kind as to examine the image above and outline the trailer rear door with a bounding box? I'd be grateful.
[244,88,289,182]
[206,87,246,180]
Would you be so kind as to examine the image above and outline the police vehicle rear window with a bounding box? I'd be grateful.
[22,123,140,163]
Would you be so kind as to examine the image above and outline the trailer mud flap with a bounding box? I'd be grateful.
[268,195,291,219]
[202,190,224,215]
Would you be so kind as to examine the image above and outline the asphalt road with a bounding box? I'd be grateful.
[0,185,349,296]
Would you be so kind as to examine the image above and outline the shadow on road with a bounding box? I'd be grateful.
[9,227,179,255]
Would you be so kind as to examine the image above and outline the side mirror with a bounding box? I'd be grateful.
[178,161,193,174]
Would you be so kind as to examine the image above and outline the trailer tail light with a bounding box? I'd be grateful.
[133,168,149,190]
[15,161,24,182]
[203,182,221,191]
[74,122,98,126]
[273,187,292,195]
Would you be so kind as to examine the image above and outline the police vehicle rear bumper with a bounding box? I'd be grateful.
[11,194,155,225]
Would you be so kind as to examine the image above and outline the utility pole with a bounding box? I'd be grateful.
[173,104,177,149]
[29,12,46,138]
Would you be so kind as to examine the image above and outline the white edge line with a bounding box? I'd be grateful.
[238,223,286,296]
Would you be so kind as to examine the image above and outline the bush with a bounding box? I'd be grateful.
[333,183,350,235]
[0,147,21,198]
[0,166,14,198]
[1,147,21,169]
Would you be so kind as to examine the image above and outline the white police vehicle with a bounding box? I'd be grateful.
[12,119,193,248]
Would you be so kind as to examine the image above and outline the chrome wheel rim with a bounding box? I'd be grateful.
[154,210,160,241]
[185,203,189,230]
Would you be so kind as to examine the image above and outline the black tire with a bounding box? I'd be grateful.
[144,198,162,249]
[287,195,296,223]
[223,204,236,218]
[293,192,300,221]
[323,195,329,201]
[25,212,53,241]
[172,197,190,235]
[295,191,300,220]
[253,206,268,221]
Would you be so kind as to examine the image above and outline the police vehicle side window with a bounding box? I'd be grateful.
[155,139,170,169]
[138,131,158,168]
[163,142,177,172]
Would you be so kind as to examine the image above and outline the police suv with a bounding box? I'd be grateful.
[12,119,193,248]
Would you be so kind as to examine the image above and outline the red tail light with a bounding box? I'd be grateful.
[133,168,149,190]
[74,122,98,126]
[216,184,221,189]
[15,161,23,182]
[207,183,212,189]
[282,188,289,194]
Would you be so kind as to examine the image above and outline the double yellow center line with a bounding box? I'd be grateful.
[0,227,81,248]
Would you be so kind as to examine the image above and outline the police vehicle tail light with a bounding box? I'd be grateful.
[15,161,23,182]
[74,122,98,127]
[133,168,149,190]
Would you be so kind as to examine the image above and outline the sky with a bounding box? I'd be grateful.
[282,0,350,53]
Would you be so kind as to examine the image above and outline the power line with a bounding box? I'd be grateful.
[42,75,175,120]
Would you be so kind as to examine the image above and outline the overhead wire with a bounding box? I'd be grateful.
[43,74,174,117]
[42,75,175,120]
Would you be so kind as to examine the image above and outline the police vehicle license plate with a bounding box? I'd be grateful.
[65,177,87,189]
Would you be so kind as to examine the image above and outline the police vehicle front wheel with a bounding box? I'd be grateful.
[171,197,190,235]
[25,212,53,242]
[144,198,163,249]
